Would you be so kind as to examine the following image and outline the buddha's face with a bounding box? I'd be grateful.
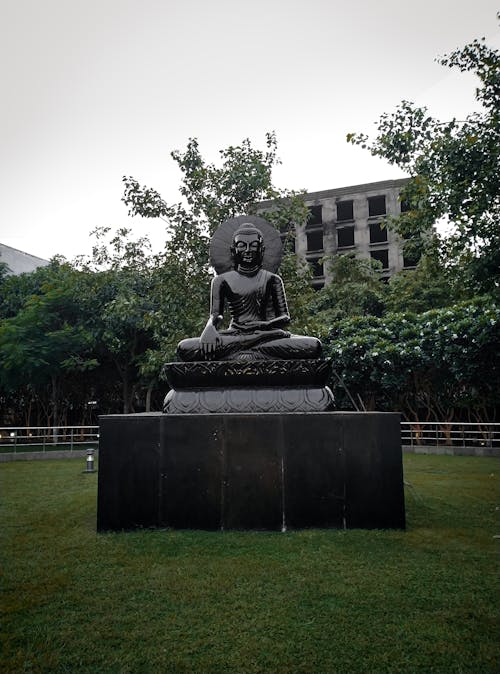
[233,230,263,268]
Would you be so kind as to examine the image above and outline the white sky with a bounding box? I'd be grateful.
[1,0,498,261]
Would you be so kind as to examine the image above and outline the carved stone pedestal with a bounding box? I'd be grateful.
[97,412,405,532]
[162,360,334,414]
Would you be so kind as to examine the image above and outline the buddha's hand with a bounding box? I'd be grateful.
[200,323,221,356]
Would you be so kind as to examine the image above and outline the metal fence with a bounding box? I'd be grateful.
[401,421,500,450]
[0,426,99,453]
[1,422,499,455]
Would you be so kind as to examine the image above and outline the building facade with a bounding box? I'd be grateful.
[260,178,413,288]
[0,243,49,276]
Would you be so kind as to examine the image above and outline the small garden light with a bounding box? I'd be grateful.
[84,449,96,473]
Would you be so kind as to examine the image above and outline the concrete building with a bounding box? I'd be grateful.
[259,178,413,288]
[0,243,50,276]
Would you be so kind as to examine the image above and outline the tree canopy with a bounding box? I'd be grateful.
[347,31,500,294]
[324,297,499,420]
[2,26,499,432]
[0,135,314,425]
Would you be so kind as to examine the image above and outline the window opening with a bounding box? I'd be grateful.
[306,230,324,252]
[337,226,355,248]
[368,195,386,217]
[336,200,353,221]
[370,249,389,269]
[307,205,323,227]
[370,221,388,243]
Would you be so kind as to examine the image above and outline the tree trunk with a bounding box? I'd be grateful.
[24,394,33,427]
[145,379,156,413]
[51,375,58,444]
[123,374,130,414]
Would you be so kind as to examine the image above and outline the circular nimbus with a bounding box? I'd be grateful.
[210,215,283,274]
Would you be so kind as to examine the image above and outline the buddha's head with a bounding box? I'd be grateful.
[231,223,265,271]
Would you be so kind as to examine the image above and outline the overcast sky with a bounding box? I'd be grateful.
[1,0,498,261]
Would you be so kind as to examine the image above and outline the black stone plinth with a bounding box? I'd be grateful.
[163,386,333,413]
[162,359,335,414]
[96,413,161,531]
[97,412,405,532]
[163,359,333,388]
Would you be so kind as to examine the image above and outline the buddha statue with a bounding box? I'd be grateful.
[177,221,322,362]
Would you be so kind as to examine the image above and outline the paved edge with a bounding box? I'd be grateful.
[0,449,99,462]
[1,446,498,461]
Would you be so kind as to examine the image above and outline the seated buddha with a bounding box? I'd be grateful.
[177,221,322,362]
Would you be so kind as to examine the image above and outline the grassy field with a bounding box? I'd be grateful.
[1,455,499,674]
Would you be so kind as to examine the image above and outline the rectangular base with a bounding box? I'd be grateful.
[97,412,405,531]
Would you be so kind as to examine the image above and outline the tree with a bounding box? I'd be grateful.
[0,135,315,425]
[121,133,313,338]
[0,262,98,427]
[312,254,387,330]
[77,227,165,413]
[123,133,292,234]
[385,244,458,314]
[0,259,67,320]
[347,29,500,293]
[323,297,499,422]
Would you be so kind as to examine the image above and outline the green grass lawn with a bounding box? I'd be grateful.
[1,455,499,674]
